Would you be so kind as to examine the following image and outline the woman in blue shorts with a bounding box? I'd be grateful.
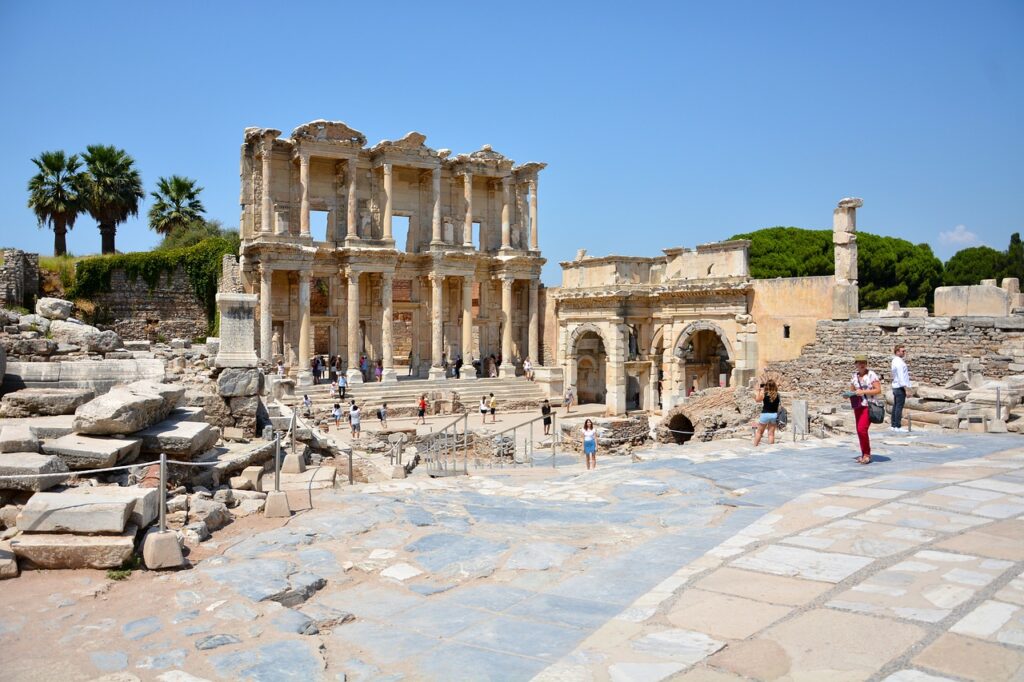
[753,379,780,447]
[582,419,597,469]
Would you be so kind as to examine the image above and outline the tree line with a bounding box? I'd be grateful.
[26,146,209,256]
[731,227,1023,311]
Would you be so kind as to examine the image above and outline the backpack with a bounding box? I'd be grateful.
[377,408,383,420]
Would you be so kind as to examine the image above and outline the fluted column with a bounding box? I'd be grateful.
[499,276,513,376]
[500,177,511,250]
[381,271,397,382]
[260,137,274,234]
[431,167,442,245]
[463,172,474,247]
[346,158,358,240]
[529,178,538,250]
[382,162,393,242]
[461,276,475,378]
[296,270,312,385]
[259,265,273,360]
[528,279,539,364]
[299,153,311,237]
[346,269,363,384]
[428,273,446,380]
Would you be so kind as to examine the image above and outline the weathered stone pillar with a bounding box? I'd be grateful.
[259,265,273,361]
[381,271,397,382]
[346,158,358,240]
[429,273,446,380]
[431,167,442,245]
[298,152,311,237]
[529,178,539,250]
[499,276,514,376]
[346,269,363,384]
[528,279,539,365]
[382,162,394,242]
[606,325,627,416]
[463,172,474,247]
[216,293,258,368]
[832,197,862,320]
[260,134,275,234]
[296,271,312,386]
[461,276,475,378]
[500,177,512,250]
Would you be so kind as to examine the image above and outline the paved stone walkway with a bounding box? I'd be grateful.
[1,432,1023,681]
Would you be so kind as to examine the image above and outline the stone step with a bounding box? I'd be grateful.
[27,415,75,440]
[11,524,137,569]
[0,387,95,418]
[71,485,159,528]
[73,380,185,436]
[0,452,69,491]
[41,434,141,470]
[136,418,219,459]
[17,491,133,534]
[0,423,39,454]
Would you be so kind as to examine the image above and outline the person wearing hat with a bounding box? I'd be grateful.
[847,353,881,464]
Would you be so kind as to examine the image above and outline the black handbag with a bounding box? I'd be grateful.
[868,400,885,424]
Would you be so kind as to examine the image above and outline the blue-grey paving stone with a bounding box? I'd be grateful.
[405,506,436,526]
[195,633,242,650]
[183,623,212,636]
[506,593,621,630]
[135,648,186,670]
[272,608,318,635]
[342,658,384,682]
[202,558,296,602]
[279,571,327,607]
[412,643,547,682]
[453,614,587,660]
[437,515,472,532]
[175,590,202,608]
[504,542,577,571]
[90,651,128,672]
[355,527,410,548]
[318,584,423,620]
[407,582,454,596]
[869,476,942,491]
[172,610,198,624]
[440,584,535,612]
[546,572,653,606]
[122,616,161,640]
[296,548,342,576]
[297,602,354,629]
[209,639,324,681]
[212,600,259,622]
[712,477,763,491]
[0,615,26,636]
[390,601,490,637]
[333,621,434,664]
[404,533,509,576]
[292,506,395,539]
[224,528,317,559]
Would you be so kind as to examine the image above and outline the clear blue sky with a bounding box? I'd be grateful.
[1,1,1021,284]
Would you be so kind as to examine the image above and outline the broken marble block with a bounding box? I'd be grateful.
[0,423,39,454]
[11,524,137,569]
[42,434,141,470]
[73,381,185,435]
[70,486,159,528]
[0,387,95,418]
[34,297,73,321]
[0,453,69,491]
[16,492,133,534]
[136,419,218,458]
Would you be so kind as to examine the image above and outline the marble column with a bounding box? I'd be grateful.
[346,269,363,384]
[528,279,539,365]
[260,137,274,234]
[461,276,475,378]
[382,163,394,242]
[500,177,512,250]
[478,278,490,356]
[431,167,442,245]
[381,271,397,382]
[463,172,474,247]
[499,276,513,376]
[296,271,312,386]
[529,178,539,250]
[299,153,311,237]
[259,265,273,361]
[428,273,446,380]
[346,158,358,240]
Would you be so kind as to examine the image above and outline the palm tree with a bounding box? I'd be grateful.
[148,175,206,235]
[27,150,86,256]
[81,145,144,254]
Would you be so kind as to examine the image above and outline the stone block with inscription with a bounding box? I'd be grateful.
[215,293,258,368]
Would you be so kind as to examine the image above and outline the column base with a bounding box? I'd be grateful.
[428,366,447,381]
[380,369,398,383]
[346,369,364,384]
[281,452,306,474]
[296,370,313,388]
[264,491,292,518]
[497,363,514,378]
[459,372,477,380]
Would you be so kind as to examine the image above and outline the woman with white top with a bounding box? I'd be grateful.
[848,354,881,465]
[479,396,488,424]
[582,418,597,470]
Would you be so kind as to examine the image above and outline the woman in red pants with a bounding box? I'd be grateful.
[849,354,882,464]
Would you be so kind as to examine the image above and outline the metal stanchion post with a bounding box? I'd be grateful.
[552,414,557,469]
[274,434,281,492]
[159,452,167,533]
[908,414,913,433]
[996,387,1002,422]
[530,421,534,467]
[463,414,468,474]
[142,450,184,569]
[348,450,354,485]
[290,413,296,454]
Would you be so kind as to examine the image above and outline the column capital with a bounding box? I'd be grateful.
[528,278,539,291]
[297,269,312,282]
[428,271,446,284]
[383,161,393,174]
[345,267,363,280]
[260,263,274,279]
[500,275,515,288]
[297,150,311,165]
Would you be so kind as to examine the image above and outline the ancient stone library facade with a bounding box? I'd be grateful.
[237,120,545,384]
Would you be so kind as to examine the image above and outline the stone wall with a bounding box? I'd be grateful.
[219,254,244,294]
[751,276,835,369]
[767,316,1024,396]
[89,267,208,342]
[0,250,39,309]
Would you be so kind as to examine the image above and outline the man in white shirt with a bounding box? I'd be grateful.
[890,344,911,431]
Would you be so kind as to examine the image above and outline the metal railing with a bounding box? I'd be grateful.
[475,412,561,469]
[421,412,470,475]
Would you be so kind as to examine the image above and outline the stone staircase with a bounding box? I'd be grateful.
[291,377,550,413]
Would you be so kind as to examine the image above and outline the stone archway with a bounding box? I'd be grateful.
[569,325,608,405]
[658,404,697,444]
[673,321,735,392]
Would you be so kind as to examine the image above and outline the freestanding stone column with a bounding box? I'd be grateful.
[431,167,442,245]
[382,162,394,242]
[500,177,512,250]
[463,172,474,247]
[499,276,514,376]
[528,279,539,364]
[216,293,258,368]
[299,152,311,237]
[529,178,539,250]
[346,157,358,241]
[429,273,446,380]
[461,276,475,378]
[296,271,312,386]
[260,134,275,234]
[381,272,397,382]
[346,269,362,384]
[259,265,273,361]
[832,197,862,320]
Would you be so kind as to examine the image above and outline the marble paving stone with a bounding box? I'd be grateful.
[629,628,726,665]
[316,584,422,620]
[781,518,937,558]
[330,621,434,665]
[411,643,547,681]
[913,632,1024,681]
[440,583,535,612]
[880,671,956,682]
[932,519,1024,561]
[453,614,586,660]
[902,485,1024,519]
[995,574,1024,606]
[608,661,686,682]
[828,550,1013,623]
[673,668,749,681]
[854,501,989,533]
[665,589,792,640]
[388,601,489,638]
[693,566,833,606]
[731,544,874,583]
[505,593,621,630]
[950,599,1024,646]
[207,639,325,680]
[961,477,1024,495]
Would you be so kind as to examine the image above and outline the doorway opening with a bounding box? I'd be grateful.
[311,210,329,241]
[667,414,694,444]
[393,215,410,252]
[574,330,607,404]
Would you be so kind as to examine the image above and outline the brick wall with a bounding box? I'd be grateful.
[90,267,208,342]
[0,249,39,309]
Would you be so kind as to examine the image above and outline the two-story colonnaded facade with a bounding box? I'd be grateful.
[549,198,863,415]
[237,120,546,384]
